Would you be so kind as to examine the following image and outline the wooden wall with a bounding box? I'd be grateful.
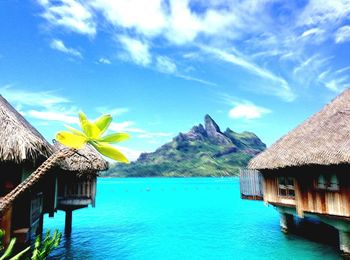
[263,173,295,207]
[262,165,350,218]
[296,171,350,217]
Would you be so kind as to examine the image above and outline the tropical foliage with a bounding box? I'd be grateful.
[0,230,61,260]
[56,112,130,162]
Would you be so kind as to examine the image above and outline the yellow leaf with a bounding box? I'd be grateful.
[99,133,130,143]
[64,125,85,137]
[56,131,87,149]
[79,112,100,139]
[94,114,112,136]
[91,142,129,163]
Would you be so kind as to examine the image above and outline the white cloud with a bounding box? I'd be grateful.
[27,110,78,124]
[37,0,96,36]
[138,132,172,139]
[0,85,69,108]
[89,0,235,45]
[113,145,145,161]
[318,69,330,81]
[109,121,173,146]
[324,76,350,92]
[109,121,145,133]
[335,25,350,43]
[165,0,237,44]
[301,28,324,38]
[300,27,325,43]
[118,36,151,66]
[297,0,350,27]
[50,39,82,58]
[200,45,295,101]
[166,0,202,44]
[229,103,271,120]
[156,56,177,74]
[336,66,350,74]
[90,0,166,36]
[176,74,218,87]
[96,106,129,116]
[293,55,319,75]
[98,58,111,64]
[27,109,159,137]
[35,0,350,102]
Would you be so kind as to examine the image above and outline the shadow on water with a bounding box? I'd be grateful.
[286,217,339,248]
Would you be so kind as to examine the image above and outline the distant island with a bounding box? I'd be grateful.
[101,115,266,177]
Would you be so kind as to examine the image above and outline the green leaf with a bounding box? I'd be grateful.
[99,133,130,143]
[79,112,100,139]
[64,125,85,137]
[91,142,129,163]
[56,131,87,149]
[94,114,112,136]
[9,246,30,260]
[0,238,16,260]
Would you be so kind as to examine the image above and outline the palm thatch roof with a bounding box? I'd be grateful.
[249,88,350,170]
[0,95,52,164]
[53,142,108,176]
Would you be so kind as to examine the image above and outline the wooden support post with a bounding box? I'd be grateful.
[339,231,350,256]
[65,210,72,235]
[37,214,44,235]
[280,213,294,233]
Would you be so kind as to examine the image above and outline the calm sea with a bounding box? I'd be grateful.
[45,178,341,259]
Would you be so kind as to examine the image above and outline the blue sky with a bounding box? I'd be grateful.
[1,0,350,160]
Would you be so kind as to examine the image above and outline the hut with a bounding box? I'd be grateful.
[53,142,108,234]
[0,95,54,244]
[240,88,350,255]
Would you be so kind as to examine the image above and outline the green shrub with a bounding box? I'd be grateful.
[0,230,61,260]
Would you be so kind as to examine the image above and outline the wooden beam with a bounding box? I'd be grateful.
[64,210,72,235]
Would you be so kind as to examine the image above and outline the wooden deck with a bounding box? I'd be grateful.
[240,169,263,201]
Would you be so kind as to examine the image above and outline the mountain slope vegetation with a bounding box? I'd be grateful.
[102,115,266,177]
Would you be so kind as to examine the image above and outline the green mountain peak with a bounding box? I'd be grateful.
[102,115,266,177]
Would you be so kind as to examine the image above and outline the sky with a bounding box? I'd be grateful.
[1,0,350,161]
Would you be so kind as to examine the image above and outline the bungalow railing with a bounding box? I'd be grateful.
[239,168,263,200]
[59,178,96,207]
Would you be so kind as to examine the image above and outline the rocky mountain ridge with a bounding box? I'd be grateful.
[102,115,266,177]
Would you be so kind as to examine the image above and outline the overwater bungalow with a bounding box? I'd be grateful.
[0,95,53,244]
[0,95,108,245]
[53,142,108,234]
[240,88,350,255]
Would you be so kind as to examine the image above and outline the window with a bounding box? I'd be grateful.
[278,176,295,198]
[317,174,326,189]
[316,174,339,191]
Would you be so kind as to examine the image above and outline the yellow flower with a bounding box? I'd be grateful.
[56,112,130,163]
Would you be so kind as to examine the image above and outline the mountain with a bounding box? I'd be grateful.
[102,115,266,177]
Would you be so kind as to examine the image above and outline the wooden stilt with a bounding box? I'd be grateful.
[65,210,72,235]
[37,214,44,235]
[280,213,294,233]
[339,231,350,256]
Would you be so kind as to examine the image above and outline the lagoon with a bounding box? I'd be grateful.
[45,178,340,259]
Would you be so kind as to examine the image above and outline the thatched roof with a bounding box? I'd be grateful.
[53,142,108,175]
[0,95,52,164]
[249,88,350,170]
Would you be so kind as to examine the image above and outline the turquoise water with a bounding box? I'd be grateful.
[45,178,341,259]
